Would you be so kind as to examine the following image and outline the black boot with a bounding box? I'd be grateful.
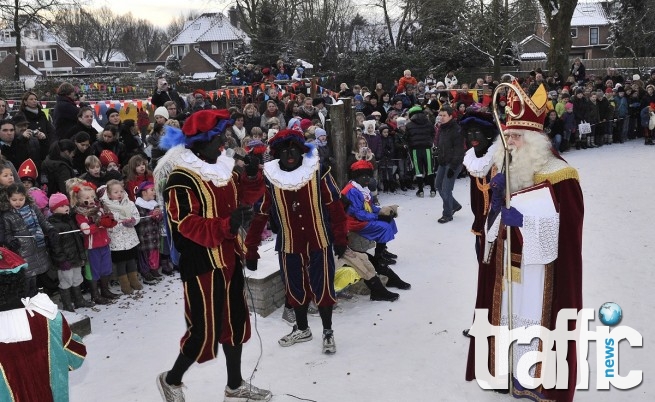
[365,276,399,302]
[415,177,424,197]
[368,254,411,289]
[59,288,75,312]
[383,247,398,259]
[90,280,112,305]
[72,285,94,308]
[374,242,396,265]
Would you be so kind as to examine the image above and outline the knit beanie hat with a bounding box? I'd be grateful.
[106,108,119,119]
[49,193,69,211]
[565,102,574,109]
[300,119,312,132]
[315,127,327,138]
[154,106,169,120]
[99,150,119,167]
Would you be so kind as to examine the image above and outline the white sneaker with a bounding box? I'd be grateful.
[224,380,272,401]
[322,329,336,354]
[281,307,296,326]
[157,372,185,402]
[278,325,312,347]
[307,302,319,316]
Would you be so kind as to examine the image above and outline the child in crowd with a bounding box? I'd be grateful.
[313,127,332,168]
[79,155,105,188]
[0,166,15,188]
[100,180,142,295]
[125,154,154,201]
[562,102,577,150]
[18,158,49,218]
[99,149,123,182]
[378,124,398,192]
[0,183,57,296]
[72,181,120,304]
[398,69,418,94]
[134,181,163,284]
[47,192,94,312]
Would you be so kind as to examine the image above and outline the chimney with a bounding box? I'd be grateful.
[228,6,239,29]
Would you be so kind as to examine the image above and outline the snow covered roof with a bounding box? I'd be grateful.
[296,59,313,69]
[196,14,250,44]
[171,13,249,46]
[571,2,609,27]
[19,58,42,75]
[519,34,549,47]
[196,49,222,70]
[192,72,217,79]
[520,52,547,61]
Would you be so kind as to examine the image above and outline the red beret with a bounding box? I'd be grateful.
[182,109,232,136]
[193,89,207,99]
[350,160,374,172]
[605,88,614,94]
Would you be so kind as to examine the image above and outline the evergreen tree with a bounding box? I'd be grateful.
[250,0,284,66]
[608,0,655,57]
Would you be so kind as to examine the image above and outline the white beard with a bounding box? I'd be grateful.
[492,130,552,193]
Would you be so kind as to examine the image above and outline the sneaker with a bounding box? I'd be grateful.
[438,216,453,224]
[278,325,312,347]
[322,329,336,354]
[281,307,296,326]
[430,190,436,198]
[157,372,185,402]
[307,302,319,316]
[224,380,272,402]
[453,204,462,213]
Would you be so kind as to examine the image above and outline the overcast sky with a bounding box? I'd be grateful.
[89,0,228,28]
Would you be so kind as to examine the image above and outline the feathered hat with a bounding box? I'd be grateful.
[268,129,314,158]
[160,109,233,150]
[244,139,268,156]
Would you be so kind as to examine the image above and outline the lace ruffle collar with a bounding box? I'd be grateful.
[176,149,235,187]
[263,149,320,191]
[463,142,498,178]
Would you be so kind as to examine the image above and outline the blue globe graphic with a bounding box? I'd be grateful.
[599,302,623,326]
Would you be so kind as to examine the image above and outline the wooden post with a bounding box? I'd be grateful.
[310,77,318,98]
[327,101,348,188]
[342,97,355,153]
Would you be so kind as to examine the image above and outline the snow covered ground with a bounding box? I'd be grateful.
[69,140,654,401]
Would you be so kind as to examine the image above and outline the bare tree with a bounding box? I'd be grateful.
[83,7,128,66]
[165,11,200,42]
[370,0,421,49]
[120,15,167,63]
[537,0,578,76]
[0,0,78,80]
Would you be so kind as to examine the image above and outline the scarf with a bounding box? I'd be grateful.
[350,180,372,208]
[17,205,45,246]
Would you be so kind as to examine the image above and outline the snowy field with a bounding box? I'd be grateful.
[69,140,654,401]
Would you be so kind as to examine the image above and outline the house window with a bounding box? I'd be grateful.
[221,42,234,52]
[211,42,219,54]
[172,45,188,58]
[590,27,599,45]
[571,28,578,38]
[25,49,33,61]
[0,50,6,62]
[37,48,58,62]
[1,31,10,42]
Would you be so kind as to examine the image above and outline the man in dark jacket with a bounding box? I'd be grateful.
[151,77,185,112]
[405,105,436,197]
[435,106,465,223]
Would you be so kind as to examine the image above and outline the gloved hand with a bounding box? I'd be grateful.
[501,206,523,227]
[60,261,72,271]
[246,259,258,271]
[244,154,261,177]
[98,214,118,229]
[378,213,393,223]
[447,168,455,178]
[490,173,506,213]
[229,205,254,235]
[150,208,163,221]
[334,244,347,259]
[121,217,137,228]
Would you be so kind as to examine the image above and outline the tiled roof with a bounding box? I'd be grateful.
[520,52,548,61]
[196,15,250,44]
[571,2,609,27]
[170,14,218,45]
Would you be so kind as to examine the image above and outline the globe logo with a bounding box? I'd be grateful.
[599,302,623,326]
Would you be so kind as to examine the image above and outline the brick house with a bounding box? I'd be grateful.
[157,13,249,77]
[0,23,89,79]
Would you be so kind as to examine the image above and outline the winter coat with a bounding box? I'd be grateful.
[2,205,55,277]
[244,115,260,136]
[586,102,600,125]
[615,96,629,117]
[75,212,111,249]
[572,97,589,124]
[640,106,652,128]
[125,173,154,202]
[72,147,93,175]
[47,212,86,269]
[362,131,382,160]
[544,117,565,139]
[151,88,185,111]
[65,121,98,143]
[100,190,140,251]
[405,112,435,149]
[41,155,76,196]
[436,119,465,169]
[53,95,79,140]
[134,198,161,252]
[562,112,576,133]
[91,140,127,167]
[18,108,55,144]
[597,98,611,121]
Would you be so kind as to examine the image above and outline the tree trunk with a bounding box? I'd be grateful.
[14,0,21,81]
[539,1,578,77]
